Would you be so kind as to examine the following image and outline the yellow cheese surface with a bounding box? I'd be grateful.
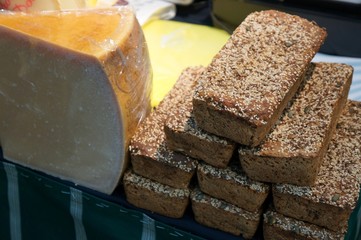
[142,20,230,107]
[0,7,152,194]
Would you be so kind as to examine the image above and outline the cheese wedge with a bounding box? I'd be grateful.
[0,7,152,194]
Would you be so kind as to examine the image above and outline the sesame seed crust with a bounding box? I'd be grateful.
[274,100,361,209]
[239,62,353,158]
[264,210,344,240]
[129,67,204,172]
[123,170,190,198]
[198,161,269,193]
[165,67,232,146]
[191,187,261,221]
[194,10,326,127]
[163,67,236,167]
[167,111,232,146]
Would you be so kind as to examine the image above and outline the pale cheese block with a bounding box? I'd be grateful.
[0,7,152,194]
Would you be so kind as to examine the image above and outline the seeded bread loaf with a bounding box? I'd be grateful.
[263,209,344,240]
[272,100,361,233]
[197,161,270,212]
[165,113,236,168]
[123,170,190,218]
[239,63,353,186]
[164,68,236,168]
[193,10,327,147]
[190,187,261,239]
[129,67,203,188]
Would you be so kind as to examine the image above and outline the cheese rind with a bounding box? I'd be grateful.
[0,7,152,194]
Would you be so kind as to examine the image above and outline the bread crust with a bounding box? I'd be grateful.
[191,188,261,239]
[129,67,204,188]
[164,66,236,168]
[263,209,345,240]
[239,63,353,186]
[197,162,270,212]
[164,122,235,168]
[123,170,190,218]
[193,10,327,147]
[272,100,361,232]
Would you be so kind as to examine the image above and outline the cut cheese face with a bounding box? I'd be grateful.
[0,7,152,194]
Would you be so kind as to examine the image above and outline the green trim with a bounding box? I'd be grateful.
[0,162,203,240]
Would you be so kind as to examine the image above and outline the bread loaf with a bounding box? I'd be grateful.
[191,187,261,239]
[164,67,235,168]
[239,63,353,186]
[272,100,361,232]
[193,10,327,147]
[197,161,270,212]
[263,209,344,240]
[129,67,203,188]
[123,170,190,218]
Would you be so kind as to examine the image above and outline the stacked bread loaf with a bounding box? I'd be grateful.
[124,10,361,240]
[123,68,203,218]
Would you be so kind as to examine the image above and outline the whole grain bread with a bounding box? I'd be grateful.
[190,187,261,239]
[165,114,236,168]
[129,67,204,188]
[197,161,270,212]
[272,100,361,232]
[263,209,344,240]
[193,10,327,147]
[164,68,236,168]
[239,63,353,186]
[123,170,190,218]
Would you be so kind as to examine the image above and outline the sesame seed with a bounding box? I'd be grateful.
[275,101,361,209]
[124,171,190,198]
[194,10,326,128]
[264,210,344,239]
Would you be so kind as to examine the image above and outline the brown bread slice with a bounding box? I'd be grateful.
[123,170,190,218]
[193,10,327,147]
[129,67,203,188]
[239,63,353,186]
[272,100,361,233]
[197,161,270,212]
[263,209,345,240]
[164,67,236,168]
[190,187,261,239]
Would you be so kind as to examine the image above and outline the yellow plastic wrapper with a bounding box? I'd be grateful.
[142,20,230,107]
[0,7,152,194]
[0,0,117,11]
[0,0,117,12]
